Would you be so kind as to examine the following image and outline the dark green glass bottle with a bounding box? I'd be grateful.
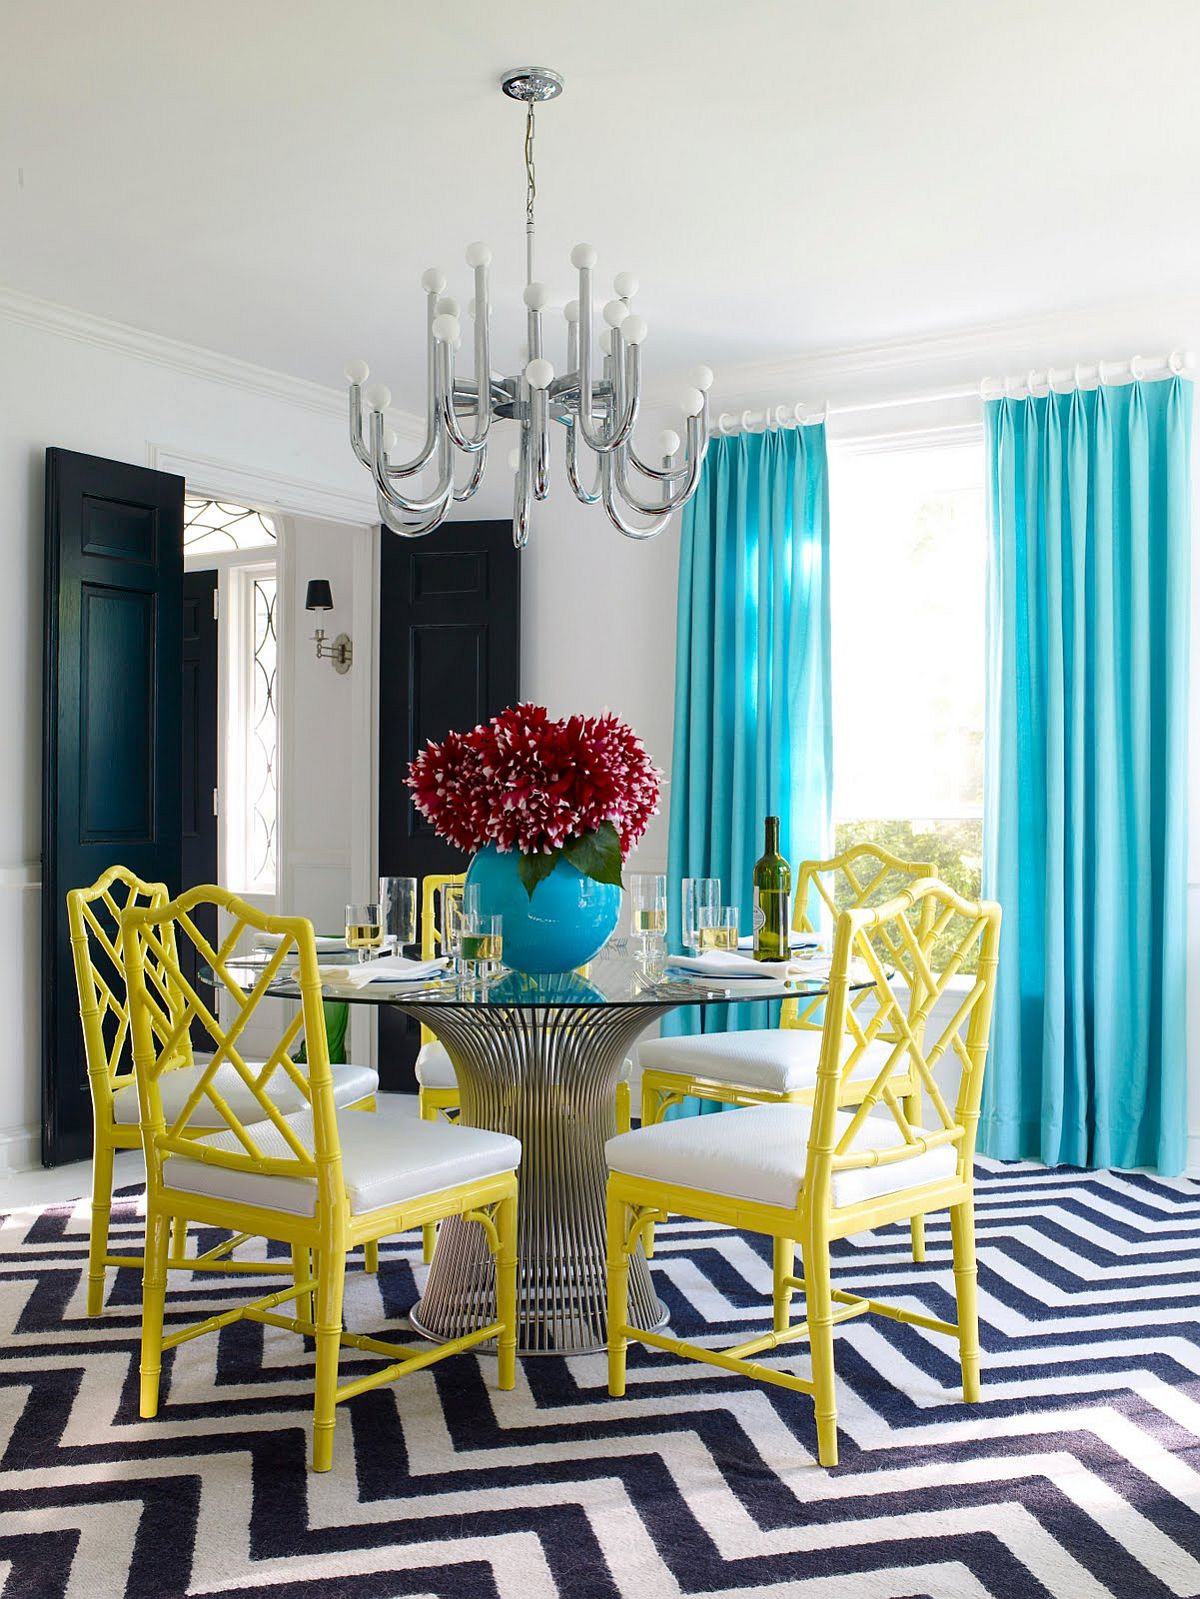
[752,815,791,961]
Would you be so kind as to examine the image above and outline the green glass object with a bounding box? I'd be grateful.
[752,815,791,961]
[294,1000,349,1067]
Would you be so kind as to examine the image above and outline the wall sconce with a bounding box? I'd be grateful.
[305,578,353,674]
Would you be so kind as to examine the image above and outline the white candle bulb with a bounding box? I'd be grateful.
[689,364,714,391]
[571,242,598,269]
[563,299,580,323]
[614,271,638,299]
[465,241,492,268]
[603,299,629,328]
[363,383,391,412]
[431,314,460,344]
[435,296,460,318]
[525,357,554,390]
[622,315,648,346]
[344,359,369,386]
[383,429,398,453]
[679,386,704,416]
[656,428,681,458]
[421,267,447,294]
[523,282,549,311]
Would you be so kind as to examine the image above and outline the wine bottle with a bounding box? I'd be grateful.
[752,815,791,961]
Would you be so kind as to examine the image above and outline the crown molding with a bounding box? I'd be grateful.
[0,282,427,439]
[147,444,381,527]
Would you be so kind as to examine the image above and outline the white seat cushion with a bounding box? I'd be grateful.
[415,1040,457,1090]
[163,1109,519,1218]
[638,1028,902,1096]
[111,1059,378,1127]
[606,1102,957,1211]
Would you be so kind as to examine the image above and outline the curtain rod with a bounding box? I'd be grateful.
[712,348,1197,434]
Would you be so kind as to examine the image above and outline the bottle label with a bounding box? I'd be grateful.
[752,893,766,933]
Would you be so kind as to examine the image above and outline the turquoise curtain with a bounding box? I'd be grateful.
[982,378,1192,1173]
[663,425,832,1109]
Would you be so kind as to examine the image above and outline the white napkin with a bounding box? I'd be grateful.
[321,954,449,989]
[255,931,352,953]
[666,952,799,981]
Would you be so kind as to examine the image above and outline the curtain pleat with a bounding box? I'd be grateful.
[663,427,833,1112]
[982,378,1192,1172]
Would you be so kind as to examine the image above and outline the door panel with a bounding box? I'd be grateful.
[43,449,184,1165]
[181,570,219,1040]
[377,520,520,1091]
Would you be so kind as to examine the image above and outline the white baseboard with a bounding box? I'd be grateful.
[0,1124,40,1176]
[1186,1133,1200,1179]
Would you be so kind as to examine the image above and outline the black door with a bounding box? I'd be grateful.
[181,570,219,1037]
[377,520,521,1091]
[42,448,184,1166]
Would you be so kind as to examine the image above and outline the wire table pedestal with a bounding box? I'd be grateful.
[405,1000,672,1355]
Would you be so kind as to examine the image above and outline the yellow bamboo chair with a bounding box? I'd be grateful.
[607,876,1001,1467]
[123,886,519,1473]
[68,866,381,1316]
[415,870,632,1262]
[637,845,934,1261]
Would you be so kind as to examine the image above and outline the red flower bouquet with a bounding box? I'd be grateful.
[406,703,661,896]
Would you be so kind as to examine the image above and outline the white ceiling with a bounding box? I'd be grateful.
[4,0,1199,408]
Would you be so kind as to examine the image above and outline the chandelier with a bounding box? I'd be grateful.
[344,67,713,547]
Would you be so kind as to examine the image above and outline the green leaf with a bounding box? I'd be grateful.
[563,820,624,888]
[517,849,561,899]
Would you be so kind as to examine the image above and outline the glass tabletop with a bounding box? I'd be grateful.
[204,945,865,1011]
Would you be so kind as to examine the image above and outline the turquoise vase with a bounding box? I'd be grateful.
[465,843,621,975]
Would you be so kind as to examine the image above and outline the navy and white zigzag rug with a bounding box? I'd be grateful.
[0,1157,1197,1598]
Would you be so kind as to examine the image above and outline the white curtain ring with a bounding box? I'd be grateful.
[1169,349,1185,374]
[717,412,733,436]
[1130,354,1145,382]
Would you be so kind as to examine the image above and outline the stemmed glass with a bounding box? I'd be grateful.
[345,902,383,964]
[629,873,668,982]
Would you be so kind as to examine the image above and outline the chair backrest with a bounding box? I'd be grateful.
[67,866,182,1131]
[804,877,1001,1211]
[782,844,934,1039]
[419,873,466,1048]
[122,885,341,1205]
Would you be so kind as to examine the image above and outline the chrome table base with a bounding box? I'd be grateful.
[405,1001,672,1354]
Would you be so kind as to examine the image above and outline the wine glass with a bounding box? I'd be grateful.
[459,912,503,987]
[698,904,739,952]
[682,877,720,953]
[345,902,383,964]
[379,876,417,953]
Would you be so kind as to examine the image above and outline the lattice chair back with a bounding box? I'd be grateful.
[122,886,341,1205]
[418,872,466,1049]
[782,844,935,1048]
[805,877,1001,1208]
[67,866,190,1133]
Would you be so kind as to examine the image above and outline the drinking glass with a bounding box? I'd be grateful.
[698,904,739,953]
[378,875,417,953]
[628,873,667,937]
[682,877,720,953]
[442,882,479,967]
[345,902,383,963]
[459,912,503,986]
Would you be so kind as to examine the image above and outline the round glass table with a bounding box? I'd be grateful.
[216,948,843,1354]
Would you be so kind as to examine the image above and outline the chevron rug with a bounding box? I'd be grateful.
[1,1159,1197,1599]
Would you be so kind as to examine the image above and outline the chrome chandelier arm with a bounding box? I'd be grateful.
[377,485,453,538]
[614,407,709,516]
[513,419,532,549]
[371,410,455,516]
[574,258,637,455]
[600,452,672,540]
[565,418,602,503]
[435,341,489,455]
[453,442,488,502]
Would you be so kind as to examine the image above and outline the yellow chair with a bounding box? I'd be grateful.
[414,869,632,1262]
[606,877,1000,1468]
[123,885,520,1473]
[637,845,934,1261]
[68,866,380,1316]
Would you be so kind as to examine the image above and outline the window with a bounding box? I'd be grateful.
[183,497,279,896]
[829,438,986,952]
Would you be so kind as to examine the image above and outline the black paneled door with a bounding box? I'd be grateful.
[42,449,185,1165]
[181,569,219,1041]
[377,520,520,1091]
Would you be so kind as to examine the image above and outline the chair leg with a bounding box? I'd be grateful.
[495,1193,518,1391]
[803,1240,839,1467]
[419,1093,439,1263]
[607,1191,630,1397]
[363,1240,379,1274]
[615,1078,632,1135]
[637,1082,660,1258]
[950,1196,981,1403]
[772,1237,795,1333]
[87,1140,115,1317]
[906,1093,926,1262]
[168,1215,187,1265]
[292,1244,314,1327]
[139,1208,170,1418]
[311,1246,347,1473]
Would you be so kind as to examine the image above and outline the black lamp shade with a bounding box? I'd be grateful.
[305,578,334,612]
